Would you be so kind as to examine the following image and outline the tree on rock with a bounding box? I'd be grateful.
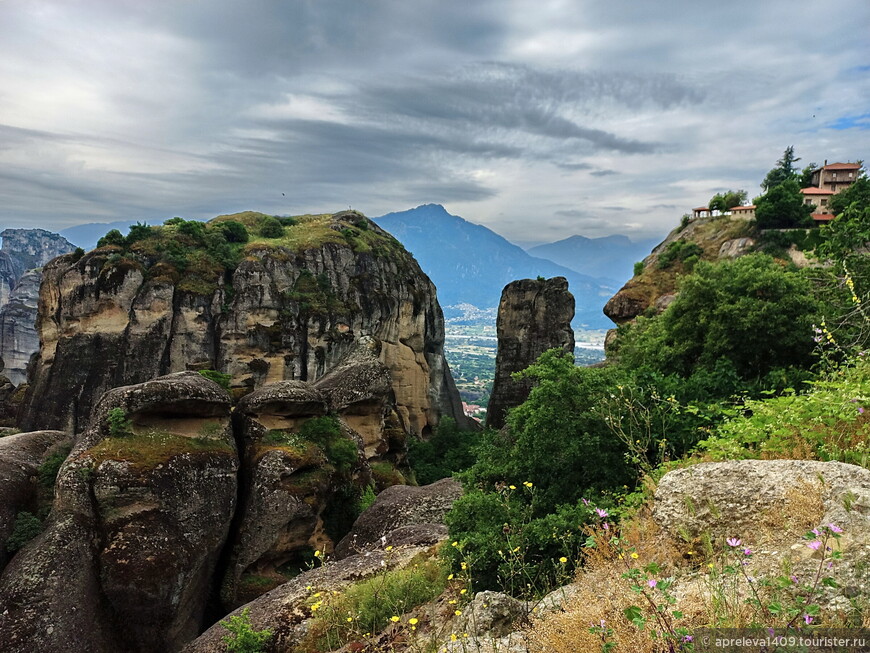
[755,179,813,228]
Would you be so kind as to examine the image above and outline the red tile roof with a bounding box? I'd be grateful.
[731,205,756,211]
[693,206,709,212]
[812,213,835,222]
[822,162,862,170]
[801,187,835,195]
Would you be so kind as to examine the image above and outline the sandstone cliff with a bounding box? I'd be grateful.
[486,277,574,430]
[0,269,41,385]
[19,211,466,434]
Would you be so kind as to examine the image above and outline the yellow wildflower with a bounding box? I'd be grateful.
[409,618,419,625]
[390,616,400,623]
[559,556,568,563]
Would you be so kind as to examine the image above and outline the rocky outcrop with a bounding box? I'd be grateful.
[0,229,76,278]
[0,430,69,571]
[486,277,574,430]
[183,544,437,653]
[0,269,41,385]
[654,459,870,542]
[335,478,462,558]
[19,211,466,435]
[221,376,368,610]
[0,372,238,653]
[0,252,16,310]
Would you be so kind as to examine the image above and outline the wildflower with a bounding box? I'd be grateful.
[683,635,693,643]
[523,481,533,488]
[509,485,516,490]
[460,562,467,570]
[744,548,753,556]
[648,579,657,588]
[390,616,400,623]
[707,563,714,569]
[451,541,458,547]
[582,498,590,506]
[602,522,609,530]
[447,574,454,580]
[595,508,608,518]
[385,545,393,551]
[455,609,462,616]
[630,552,639,559]
[346,617,353,622]
[460,588,467,595]
[726,537,741,547]
[451,634,458,642]
[449,600,457,604]
[829,523,843,533]
[807,540,822,550]
[314,550,321,557]
[804,614,813,625]
[687,550,695,556]
[559,556,568,563]
[409,618,418,625]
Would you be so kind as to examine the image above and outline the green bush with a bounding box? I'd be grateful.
[97,229,125,248]
[633,261,645,276]
[326,437,358,473]
[408,417,482,485]
[299,416,342,446]
[618,254,820,381]
[107,407,132,437]
[259,216,284,238]
[657,239,703,269]
[198,369,232,391]
[5,511,43,553]
[37,444,72,489]
[278,216,298,227]
[215,220,250,243]
[359,485,377,512]
[219,608,272,653]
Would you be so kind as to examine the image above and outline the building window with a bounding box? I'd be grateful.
[821,199,828,206]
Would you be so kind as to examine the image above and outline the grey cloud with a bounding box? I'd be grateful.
[590,169,618,177]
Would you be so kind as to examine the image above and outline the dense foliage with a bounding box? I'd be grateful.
[408,417,482,485]
[617,254,820,382]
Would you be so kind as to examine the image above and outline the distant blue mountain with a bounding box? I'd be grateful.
[374,204,615,328]
[59,219,147,250]
[527,234,662,287]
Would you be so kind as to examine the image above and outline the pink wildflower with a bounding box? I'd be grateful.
[807,540,822,551]
[595,508,608,518]
[647,579,657,588]
[726,537,741,547]
[828,523,843,534]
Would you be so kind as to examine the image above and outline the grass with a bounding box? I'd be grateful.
[299,557,449,653]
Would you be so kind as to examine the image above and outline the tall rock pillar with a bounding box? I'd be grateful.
[486,277,574,430]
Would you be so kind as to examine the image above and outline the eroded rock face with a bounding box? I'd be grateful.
[486,277,574,430]
[0,229,76,278]
[0,430,69,571]
[222,378,368,610]
[20,212,465,435]
[334,478,462,559]
[0,371,238,653]
[0,269,41,386]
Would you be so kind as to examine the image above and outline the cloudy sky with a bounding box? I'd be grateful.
[1,0,868,244]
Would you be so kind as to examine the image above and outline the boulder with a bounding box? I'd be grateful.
[0,269,42,386]
[0,430,69,571]
[335,478,462,559]
[221,380,367,610]
[486,277,574,430]
[0,371,238,653]
[654,459,870,542]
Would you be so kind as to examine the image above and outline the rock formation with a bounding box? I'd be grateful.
[0,372,239,653]
[0,430,69,571]
[334,477,462,558]
[0,269,41,385]
[220,375,368,610]
[486,277,574,430]
[0,229,75,387]
[0,229,76,279]
[19,211,466,435]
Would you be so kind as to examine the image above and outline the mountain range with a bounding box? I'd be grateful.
[374,204,617,328]
[526,233,661,286]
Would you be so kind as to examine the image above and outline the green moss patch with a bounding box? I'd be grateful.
[80,431,235,473]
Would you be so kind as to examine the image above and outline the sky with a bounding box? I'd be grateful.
[0,0,868,244]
